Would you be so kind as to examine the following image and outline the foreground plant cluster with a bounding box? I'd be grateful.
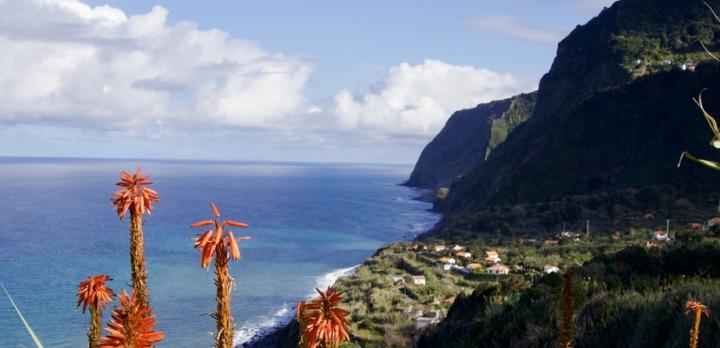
[4,168,351,348]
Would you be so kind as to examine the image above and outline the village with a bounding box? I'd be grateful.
[330,212,720,347]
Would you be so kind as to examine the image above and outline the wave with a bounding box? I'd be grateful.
[234,265,360,347]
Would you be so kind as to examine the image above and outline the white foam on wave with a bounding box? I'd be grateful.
[233,265,360,347]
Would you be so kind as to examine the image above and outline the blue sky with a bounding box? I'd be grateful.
[0,0,615,163]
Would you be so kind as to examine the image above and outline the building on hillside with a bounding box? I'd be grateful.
[433,245,447,252]
[486,264,510,275]
[438,257,456,265]
[661,59,673,65]
[545,240,560,246]
[392,275,405,285]
[543,265,560,274]
[412,276,426,286]
[411,242,427,251]
[560,231,579,238]
[466,263,483,271]
[646,241,660,249]
[682,60,699,71]
[691,222,703,230]
[644,213,656,220]
[455,251,472,259]
[484,251,501,263]
[451,245,465,251]
[654,230,669,241]
[706,217,720,228]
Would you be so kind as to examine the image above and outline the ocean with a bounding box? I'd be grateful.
[0,158,438,347]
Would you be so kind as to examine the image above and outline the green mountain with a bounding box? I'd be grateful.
[411,0,720,237]
[404,92,536,191]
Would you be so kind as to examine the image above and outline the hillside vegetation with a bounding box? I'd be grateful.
[418,240,720,348]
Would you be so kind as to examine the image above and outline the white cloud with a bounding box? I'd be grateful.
[0,0,536,154]
[0,0,311,132]
[470,16,567,44]
[330,59,534,137]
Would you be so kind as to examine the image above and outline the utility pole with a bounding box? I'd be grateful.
[666,219,671,239]
[586,220,590,237]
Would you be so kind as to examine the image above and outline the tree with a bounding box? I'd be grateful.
[297,287,351,348]
[76,275,115,348]
[99,289,164,348]
[685,300,711,348]
[191,202,250,348]
[111,168,160,308]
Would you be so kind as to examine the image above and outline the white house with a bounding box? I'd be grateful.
[654,230,668,241]
[433,245,447,252]
[543,265,560,274]
[455,251,472,259]
[451,245,465,251]
[442,263,452,271]
[438,257,456,265]
[486,264,510,275]
[682,60,699,71]
[412,276,426,286]
[706,217,720,228]
[484,251,501,263]
[392,275,405,285]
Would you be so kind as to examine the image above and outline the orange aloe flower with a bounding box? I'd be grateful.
[191,202,250,269]
[112,168,160,220]
[76,275,115,348]
[99,289,164,348]
[301,287,350,348]
[76,275,115,314]
[685,300,711,348]
[111,167,160,308]
[192,202,250,348]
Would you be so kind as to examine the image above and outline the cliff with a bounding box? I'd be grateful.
[404,92,536,191]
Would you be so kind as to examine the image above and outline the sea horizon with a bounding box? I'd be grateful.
[0,155,419,168]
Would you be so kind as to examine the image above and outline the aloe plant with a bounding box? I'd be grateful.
[191,202,251,348]
[685,300,711,348]
[76,275,115,347]
[112,168,160,308]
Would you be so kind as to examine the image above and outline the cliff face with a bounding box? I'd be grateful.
[404,92,536,190]
[436,0,720,216]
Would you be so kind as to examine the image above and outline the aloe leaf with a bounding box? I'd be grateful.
[678,151,720,171]
[1,282,44,348]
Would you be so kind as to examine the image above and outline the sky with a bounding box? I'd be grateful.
[0,0,617,164]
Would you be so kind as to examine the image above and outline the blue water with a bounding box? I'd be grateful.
[0,158,438,347]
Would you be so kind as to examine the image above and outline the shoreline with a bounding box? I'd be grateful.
[240,185,436,347]
[235,265,360,347]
